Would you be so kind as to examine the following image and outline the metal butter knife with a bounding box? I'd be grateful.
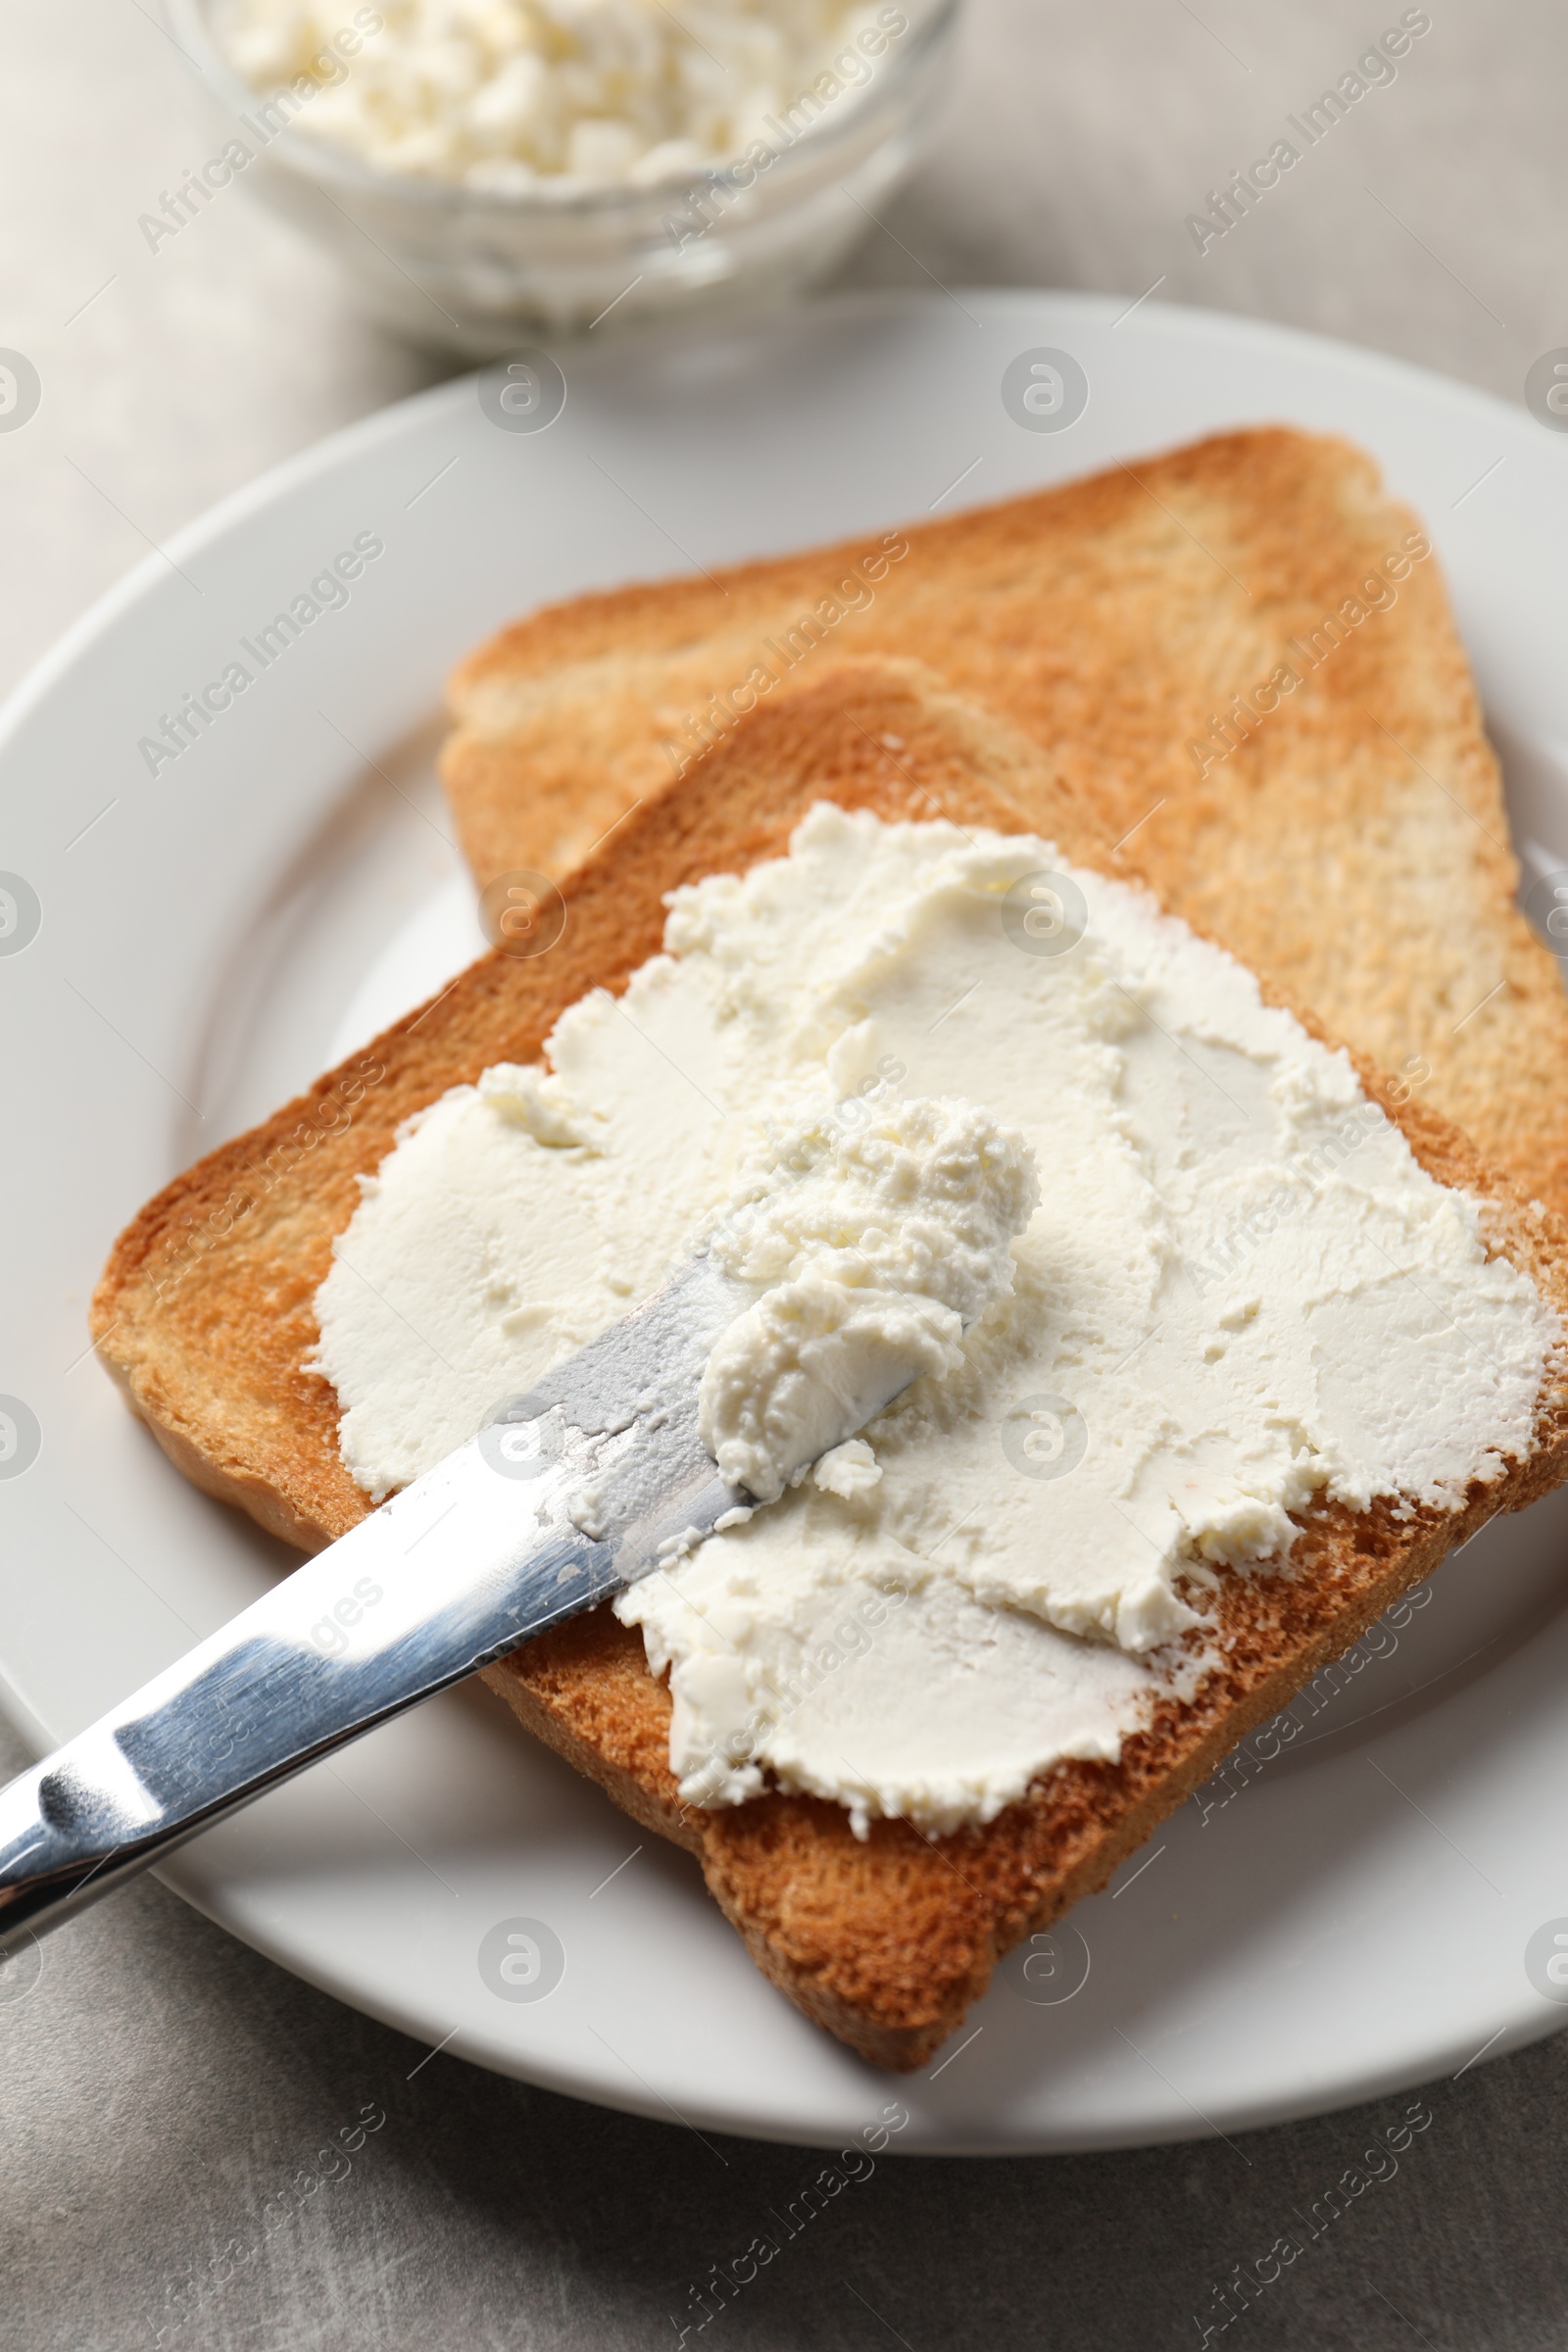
[0,1250,855,1957]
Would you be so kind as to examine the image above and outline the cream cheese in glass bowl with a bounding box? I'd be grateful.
[168,0,961,351]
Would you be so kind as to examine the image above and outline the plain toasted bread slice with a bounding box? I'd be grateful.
[440,425,1568,1222]
[94,667,1568,2069]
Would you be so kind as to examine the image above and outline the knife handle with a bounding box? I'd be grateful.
[0,1252,748,1960]
[0,1437,631,1957]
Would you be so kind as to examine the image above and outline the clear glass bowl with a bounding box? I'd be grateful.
[168,0,961,355]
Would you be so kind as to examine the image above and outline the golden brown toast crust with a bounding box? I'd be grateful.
[441,425,1568,1220]
[94,668,1568,2068]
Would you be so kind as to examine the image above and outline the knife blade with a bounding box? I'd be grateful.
[0,1249,790,1956]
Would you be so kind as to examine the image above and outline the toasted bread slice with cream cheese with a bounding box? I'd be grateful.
[440,426,1568,1222]
[92,666,1568,2068]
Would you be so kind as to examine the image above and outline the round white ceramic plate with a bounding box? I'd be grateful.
[6,289,1568,2156]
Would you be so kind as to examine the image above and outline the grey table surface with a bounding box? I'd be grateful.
[5,2,1568,2345]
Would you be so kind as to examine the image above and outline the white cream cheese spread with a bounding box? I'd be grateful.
[224,0,897,192]
[698,1095,1039,1502]
[313,807,1557,1834]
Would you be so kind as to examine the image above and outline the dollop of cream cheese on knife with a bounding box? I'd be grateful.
[699,1094,1039,1503]
[313,808,1557,1835]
